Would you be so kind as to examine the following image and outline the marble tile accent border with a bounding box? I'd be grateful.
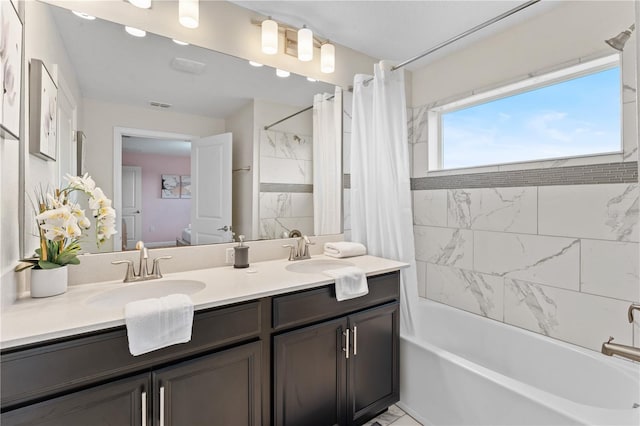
[411,162,638,190]
[260,183,313,193]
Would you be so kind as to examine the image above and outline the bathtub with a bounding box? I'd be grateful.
[398,299,640,425]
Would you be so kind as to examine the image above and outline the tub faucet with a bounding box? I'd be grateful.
[601,337,640,362]
[111,241,172,283]
[628,303,640,323]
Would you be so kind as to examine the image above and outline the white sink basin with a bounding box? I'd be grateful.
[86,279,206,309]
[285,259,354,274]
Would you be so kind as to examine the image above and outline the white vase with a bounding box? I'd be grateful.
[30,266,68,298]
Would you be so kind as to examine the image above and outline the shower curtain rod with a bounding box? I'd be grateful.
[264,95,335,130]
[360,0,541,85]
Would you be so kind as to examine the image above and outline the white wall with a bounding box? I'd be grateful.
[81,98,226,252]
[226,102,255,239]
[408,1,639,352]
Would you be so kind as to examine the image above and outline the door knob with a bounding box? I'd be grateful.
[135,210,141,214]
[217,225,230,232]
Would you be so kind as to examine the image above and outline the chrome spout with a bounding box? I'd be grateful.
[601,337,640,362]
[628,303,640,323]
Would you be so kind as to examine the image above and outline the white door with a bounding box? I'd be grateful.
[122,166,142,250]
[191,133,233,244]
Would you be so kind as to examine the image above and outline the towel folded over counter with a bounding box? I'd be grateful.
[324,266,369,301]
[125,294,194,356]
[324,242,367,258]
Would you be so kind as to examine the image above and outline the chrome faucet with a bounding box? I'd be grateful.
[601,337,640,362]
[601,303,640,362]
[112,241,172,283]
[283,235,315,261]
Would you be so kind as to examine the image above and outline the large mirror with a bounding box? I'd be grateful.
[40,2,343,253]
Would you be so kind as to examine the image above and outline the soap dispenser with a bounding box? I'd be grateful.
[234,235,249,269]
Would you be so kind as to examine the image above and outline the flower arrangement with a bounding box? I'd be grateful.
[16,174,116,271]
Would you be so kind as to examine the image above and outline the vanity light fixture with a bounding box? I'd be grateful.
[276,69,290,78]
[321,42,335,73]
[172,39,189,46]
[605,24,635,51]
[125,26,146,37]
[297,26,313,61]
[262,18,278,55]
[72,11,96,20]
[127,0,151,9]
[249,61,264,67]
[179,0,199,29]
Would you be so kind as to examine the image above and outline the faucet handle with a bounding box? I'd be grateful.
[151,256,172,278]
[301,235,315,257]
[112,260,135,282]
[628,304,640,323]
[282,244,296,261]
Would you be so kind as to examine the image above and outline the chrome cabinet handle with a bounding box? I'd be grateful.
[159,385,165,426]
[141,391,147,426]
[343,328,350,359]
[353,325,358,356]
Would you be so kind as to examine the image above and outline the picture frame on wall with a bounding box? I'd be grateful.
[180,175,191,199]
[0,0,23,140]
[29,59,58,160]
[161,174,180,199]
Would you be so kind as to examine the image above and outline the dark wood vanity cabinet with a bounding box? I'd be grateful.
[273,302,399,426]
[1,270,401,426]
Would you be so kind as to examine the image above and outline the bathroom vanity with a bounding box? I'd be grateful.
[0,256,404,426]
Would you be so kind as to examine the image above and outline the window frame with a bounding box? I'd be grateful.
[427,53,622,172]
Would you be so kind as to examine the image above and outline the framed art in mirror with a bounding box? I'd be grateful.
[0,0,23,140]
[29,59,58,160]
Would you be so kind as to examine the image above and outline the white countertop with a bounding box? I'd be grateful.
[1,255,407,349]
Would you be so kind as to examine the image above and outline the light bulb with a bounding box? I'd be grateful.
[125,26,146,37]
[72,11,96,20]
[179,0,199,29]
[128,0,151,9]
[249,61,264,67]
[262,19,278,55]
[276,69,290,78]
[321,43,335,73]
[172,39,189,46]
[298,26,313,61]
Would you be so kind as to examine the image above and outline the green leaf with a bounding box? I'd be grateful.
[38,260,62,270]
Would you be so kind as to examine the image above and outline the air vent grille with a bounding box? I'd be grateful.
[149,101,172,108]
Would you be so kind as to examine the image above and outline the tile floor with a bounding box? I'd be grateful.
[364,404,422,426]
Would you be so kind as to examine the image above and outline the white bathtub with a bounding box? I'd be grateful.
[398,299,640,425]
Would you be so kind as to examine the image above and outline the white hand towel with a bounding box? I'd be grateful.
[324,242,367,258]
[324,266,369,301]
[124,294,194,356]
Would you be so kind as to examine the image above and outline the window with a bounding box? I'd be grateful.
[429,55,621,170]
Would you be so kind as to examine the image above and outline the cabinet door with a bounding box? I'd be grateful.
[274,317,348,426]
[1,373,149,426]
[153,341,261,426]
[348,302,399,425]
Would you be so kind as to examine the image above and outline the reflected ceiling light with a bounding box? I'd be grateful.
[262,18,278,55]
[276,69,290,78]
[321,42,335,73]
[179,0,199,29]
[128,0,151,9]
[307,77,317,82]
[605,24,635,51]
[125,26,146,37]
[249,61,264,67]
[298,25,313,61]
[172,39,189,46]
[72,11,96,20]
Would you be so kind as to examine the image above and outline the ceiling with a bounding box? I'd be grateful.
[231,0,562,70]
[122,136,191,156]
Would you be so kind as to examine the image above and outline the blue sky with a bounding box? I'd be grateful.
[442,67,621,169]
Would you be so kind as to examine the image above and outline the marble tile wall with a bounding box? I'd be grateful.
[260,130,313,185]
[343,90,353,241]
[258,192,313,239]
[413,184,640,352]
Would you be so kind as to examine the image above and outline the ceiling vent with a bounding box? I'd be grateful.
[170,57,206,75]
[149,101,172,108]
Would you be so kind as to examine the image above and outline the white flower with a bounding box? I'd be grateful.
[36,205,71,222]
[65,173,96,192]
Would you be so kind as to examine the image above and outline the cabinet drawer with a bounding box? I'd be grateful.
[272,271,400,331]
[1,300,261,409]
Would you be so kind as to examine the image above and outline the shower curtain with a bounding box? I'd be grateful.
[351,61,417,335]
[312,87,343,236]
